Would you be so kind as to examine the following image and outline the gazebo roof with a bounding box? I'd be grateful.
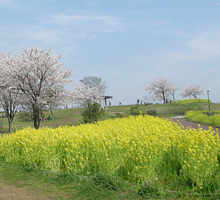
[102,96,113,99]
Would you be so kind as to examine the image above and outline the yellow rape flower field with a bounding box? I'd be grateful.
[0,115,220,194]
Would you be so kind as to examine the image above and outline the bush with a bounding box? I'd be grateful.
[147,110,157,116]
[137,184,160,198]
[204,111,220,116]
[17,110,45,122]
[185,110,220,127]
[17,111,33,122]
[115,113,124,118]
[81,102,104,124]
[130,105,139,110]
[130,109,142,116]
[92,173,121,190]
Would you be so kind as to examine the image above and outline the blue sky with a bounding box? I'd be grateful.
[1,0,220,105]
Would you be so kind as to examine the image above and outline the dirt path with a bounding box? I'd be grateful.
[0,183,50,200]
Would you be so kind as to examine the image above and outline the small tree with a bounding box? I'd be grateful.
[181,84,204,99]
[0,52,20,132]
[145,78,178,103]
[0,89,20,132]
[81,102,104,123]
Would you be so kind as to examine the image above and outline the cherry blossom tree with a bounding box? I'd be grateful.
[45,86,70,119]
[71,83,104,107]
[181,84,204,99]
[0,89,20,132]
[145,78,178,103]
[0,52,21,132]
[79,76,107,96]
[71,83,104,123]
[1,47,73,129]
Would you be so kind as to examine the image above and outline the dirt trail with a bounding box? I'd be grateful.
[0,183,49,200]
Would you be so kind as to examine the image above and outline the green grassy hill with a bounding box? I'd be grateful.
[0,101,220,133]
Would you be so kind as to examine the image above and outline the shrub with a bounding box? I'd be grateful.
[137,185,160,198]
[147,110,157,116]
[115,113,124,118]
[130,105,139,110]
[17,111,33,122]
[81,102,104,124]
[130,109,142,116]
[185,110,220,127]
[17,110,45,122]
[92,173,121,190]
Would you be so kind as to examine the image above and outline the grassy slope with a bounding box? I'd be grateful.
[0,102,220,133]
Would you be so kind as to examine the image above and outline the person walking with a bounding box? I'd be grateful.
[119,99,122,106]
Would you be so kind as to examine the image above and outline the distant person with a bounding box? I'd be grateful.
[137,99,139,104]
[109,101,111,106]
[119,100,122,106]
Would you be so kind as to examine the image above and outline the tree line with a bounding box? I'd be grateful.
[0,47,205,132]
[145,77,204,104]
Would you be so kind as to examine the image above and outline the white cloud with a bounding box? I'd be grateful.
[160,32,220,66]
[40,13,123,34]
[188,34,220,58]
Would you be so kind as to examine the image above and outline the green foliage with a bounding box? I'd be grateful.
[92,173,122,190]
[137,185,160,198]
[81,102,104,124]
[185,110,220,127]
[204,111,220,116]
[147,109,157,116]
[129,105,143,116]
[115,113,124,118]
[130,105,139,110]
[17,111,33,122]
[130,109,142,116]
[17,110,45,122]
[1,102,220,133]
[175,98,211,105]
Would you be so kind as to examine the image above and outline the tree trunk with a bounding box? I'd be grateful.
[33,106,40,129]
[162,93,166,103]
[8,119,12,133]
[6,108,14,133]
[50,109,54,119]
